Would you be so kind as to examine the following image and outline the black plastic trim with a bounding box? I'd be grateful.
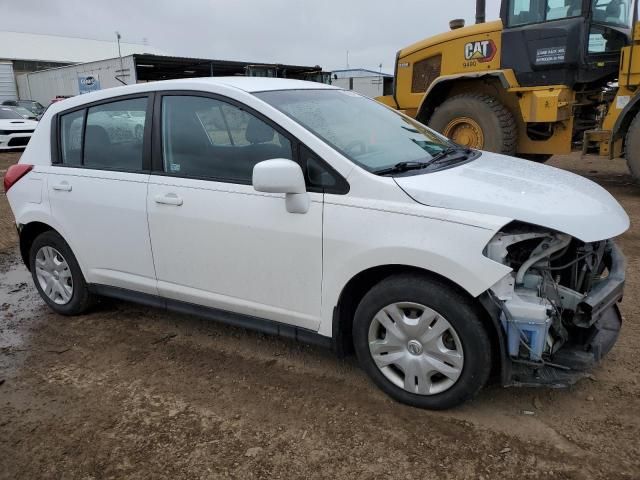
[87,284,334,350]
[477,292,512,386]
[298,143,350,195]
[575,241,625,327]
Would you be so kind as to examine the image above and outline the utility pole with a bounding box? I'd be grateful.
[115,31,126,85]
[346,50,349,68]
[116,31,122,58]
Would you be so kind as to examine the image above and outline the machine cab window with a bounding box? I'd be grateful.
[507,0,582,27]
[589,0,634,54]
[591,0,633,27]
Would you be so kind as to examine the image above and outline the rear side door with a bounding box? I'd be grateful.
[48,95,157,295]
[146,92,323,330]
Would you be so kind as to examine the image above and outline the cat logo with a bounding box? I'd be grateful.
[463,39,497,64]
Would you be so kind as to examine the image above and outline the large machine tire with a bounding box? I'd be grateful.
[429,94,517,155]
[624,112,640,182]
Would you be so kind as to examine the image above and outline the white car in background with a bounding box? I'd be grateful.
[0,107,38,150]
[3,78,630,409]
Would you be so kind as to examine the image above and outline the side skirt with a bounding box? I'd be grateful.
[88,284,334,350]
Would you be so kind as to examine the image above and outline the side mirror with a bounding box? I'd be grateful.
[252,159,310,214]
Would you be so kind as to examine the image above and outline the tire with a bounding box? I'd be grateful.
[429,93,517,155]
[29,230,94,315]
[518,154,553,163]
[353,274,492,410]
[624,112,640,182]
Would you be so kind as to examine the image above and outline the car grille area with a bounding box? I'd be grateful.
[7,137,31,147]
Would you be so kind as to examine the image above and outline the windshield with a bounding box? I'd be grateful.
[18,101,44,114]
[11,106,34,118]
[255,89,456,172]
[0,107,25,120]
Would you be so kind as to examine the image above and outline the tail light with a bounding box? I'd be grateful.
[3,164,33,193]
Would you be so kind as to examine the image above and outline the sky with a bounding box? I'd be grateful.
[0,0,501,72]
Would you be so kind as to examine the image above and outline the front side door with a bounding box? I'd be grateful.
[146,93,323,330]
[48,95,157,294]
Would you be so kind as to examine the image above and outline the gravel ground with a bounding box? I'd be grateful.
[0,151,638,479]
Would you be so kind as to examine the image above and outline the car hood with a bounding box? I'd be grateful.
[0,119,38,129]
[394,152,630,242]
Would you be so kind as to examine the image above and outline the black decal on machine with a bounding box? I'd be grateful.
[535,47,566,65]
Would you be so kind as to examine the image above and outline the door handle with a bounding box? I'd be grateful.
[52,182,72,192]
[154,193,183,206]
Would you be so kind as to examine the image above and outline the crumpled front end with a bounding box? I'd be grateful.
[484,222,625,387]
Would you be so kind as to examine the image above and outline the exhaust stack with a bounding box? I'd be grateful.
[476,0,486,23]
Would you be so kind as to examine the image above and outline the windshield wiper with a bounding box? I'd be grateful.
[374,147,475,176]
[429,146,473,164]
[373,161,430,176]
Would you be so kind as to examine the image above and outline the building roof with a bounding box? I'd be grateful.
[0,31,168,63]
[331,68,393,78]
[131,54,325,81]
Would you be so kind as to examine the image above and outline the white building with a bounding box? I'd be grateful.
[0,31,167,101]
[331,68,394,98]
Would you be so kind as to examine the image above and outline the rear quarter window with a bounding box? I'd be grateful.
[60,110,84,166]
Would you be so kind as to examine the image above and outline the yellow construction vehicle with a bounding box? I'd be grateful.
[377,0,640,180]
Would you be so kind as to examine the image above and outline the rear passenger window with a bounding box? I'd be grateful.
[84,98,147,170]
[161,95,292,183]
[60,110,84,166]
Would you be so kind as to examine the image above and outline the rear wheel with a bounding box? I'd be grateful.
[625,112,640,182]
[429,93,517,155]
[352,274,492,409]
[29,231,94,315]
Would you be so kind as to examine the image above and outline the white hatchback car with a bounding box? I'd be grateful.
[4,78,629,409]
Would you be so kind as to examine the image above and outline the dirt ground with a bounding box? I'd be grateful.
[0,151,638,479]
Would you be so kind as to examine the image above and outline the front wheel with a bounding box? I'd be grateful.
[353,274,492,409]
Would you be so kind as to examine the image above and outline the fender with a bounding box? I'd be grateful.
[12,207,89,277]
[416,70,515,123]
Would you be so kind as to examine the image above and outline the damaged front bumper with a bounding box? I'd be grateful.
[509,303,622,387]
[487,241,625,388]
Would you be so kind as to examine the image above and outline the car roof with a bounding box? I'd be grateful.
[188,76,338,93]
[47,77,338,115]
